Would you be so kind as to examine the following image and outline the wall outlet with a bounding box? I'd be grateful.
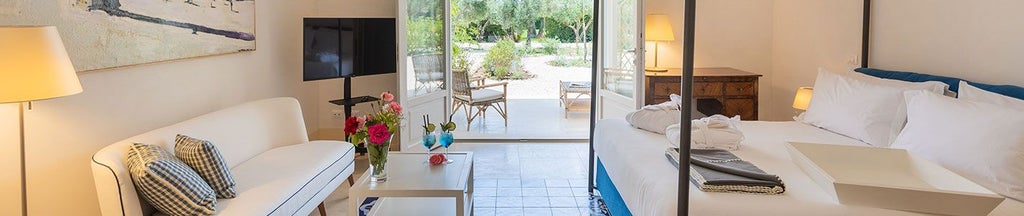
[330,109,345,118]
[847,55,862,66]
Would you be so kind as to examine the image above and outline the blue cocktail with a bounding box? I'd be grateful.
[439,132,455,164]
[422,133,436,163]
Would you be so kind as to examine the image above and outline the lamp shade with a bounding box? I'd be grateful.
[645,14,675,41]
[0,26,82,104]
[792,87,814,110]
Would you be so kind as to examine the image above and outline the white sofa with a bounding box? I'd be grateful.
[91,97,355,216]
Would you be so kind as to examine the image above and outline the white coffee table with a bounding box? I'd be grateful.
[349,152,474,216]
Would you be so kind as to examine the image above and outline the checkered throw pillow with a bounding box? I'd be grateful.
[127,143,217,216]
[174,135,238,199]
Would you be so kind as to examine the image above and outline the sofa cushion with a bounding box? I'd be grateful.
[127,143,217,216]
[174,134,238,199]
[216,140,355,215]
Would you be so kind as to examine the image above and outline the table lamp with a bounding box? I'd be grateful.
[644,14,675,72]
[0,26,83,216]
[792,87,814,110]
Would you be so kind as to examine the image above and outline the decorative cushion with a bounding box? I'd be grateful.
[891,90,1024,201]
[456,89,504,102]
[854,68,962,91]
[127,143,217,216]
[175,135,238,199]
[801,68,947,146]
[855,67,1024,100]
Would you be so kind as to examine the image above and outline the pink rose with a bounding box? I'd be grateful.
[387,101,403,114]
[381,91,395,102]
[367,124,391,145]
[356,116,367,129]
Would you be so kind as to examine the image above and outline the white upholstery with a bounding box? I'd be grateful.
[455,89,504,102]
[91,97,355,216]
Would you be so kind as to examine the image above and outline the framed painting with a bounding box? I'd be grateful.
[0,0,256,72]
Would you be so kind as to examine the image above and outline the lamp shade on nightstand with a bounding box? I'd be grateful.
[0,26,82,103]
[792,87,813,110]
[645,14,675,41]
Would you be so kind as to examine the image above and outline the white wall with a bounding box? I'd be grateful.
[769,0,1024,121]
[645,0,776,119]
[0,1,319,215]
[870,0,1024,87]
[310,0,399,140]
[769,0,863,120]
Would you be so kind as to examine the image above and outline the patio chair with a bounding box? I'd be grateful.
[452,69,509,130]
[411,53,445,91]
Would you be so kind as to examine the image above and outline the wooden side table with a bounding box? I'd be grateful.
[559,81,592,118]
[645,67,763,120]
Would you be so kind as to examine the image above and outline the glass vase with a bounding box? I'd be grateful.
[365,135,393,182]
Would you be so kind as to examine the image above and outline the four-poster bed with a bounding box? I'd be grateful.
[588,0,1024,215]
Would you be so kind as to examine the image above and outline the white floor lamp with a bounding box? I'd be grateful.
[0,26,83,216]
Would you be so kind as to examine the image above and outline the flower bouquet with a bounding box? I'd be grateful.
[346,91,403,182]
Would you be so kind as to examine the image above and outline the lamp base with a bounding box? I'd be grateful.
[644,67,669,72]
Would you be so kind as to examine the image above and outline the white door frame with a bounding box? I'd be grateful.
[397,0,452,149]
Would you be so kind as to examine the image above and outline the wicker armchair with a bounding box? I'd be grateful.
[452,69,508,130]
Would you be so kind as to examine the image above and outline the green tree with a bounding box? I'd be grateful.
[489,0,541,43]
[455,0,492,42]
[551,0,594,56]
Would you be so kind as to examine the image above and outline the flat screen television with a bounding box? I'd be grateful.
[303,18,397,81]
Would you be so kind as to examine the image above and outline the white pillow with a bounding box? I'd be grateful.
[958,80,1024,108]
[891,90,1024,201]
[801,68,947,146]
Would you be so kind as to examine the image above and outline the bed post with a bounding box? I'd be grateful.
[861,0,871,68]
[588,0,601,194]
[679,0,696,215]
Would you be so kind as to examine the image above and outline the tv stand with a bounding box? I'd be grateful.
[328,76,380,154]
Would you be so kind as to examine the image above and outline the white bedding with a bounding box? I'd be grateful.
[594,119,1024,216]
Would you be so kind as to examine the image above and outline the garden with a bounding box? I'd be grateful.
[409,0,595,99]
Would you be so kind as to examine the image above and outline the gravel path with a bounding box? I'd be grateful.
[468,54,593,99]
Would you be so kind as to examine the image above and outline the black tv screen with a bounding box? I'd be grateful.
[303,18,397,81]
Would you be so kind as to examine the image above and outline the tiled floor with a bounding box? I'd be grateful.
[313,142,609,216]
[451,99,591,140]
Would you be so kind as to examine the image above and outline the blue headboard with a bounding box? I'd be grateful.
[855,68,1024,100]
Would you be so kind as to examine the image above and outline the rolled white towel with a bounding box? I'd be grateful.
[666,115,745,150]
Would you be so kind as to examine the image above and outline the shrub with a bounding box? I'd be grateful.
[483,39,527,79]
[537,38,561,55]
[452,45,472,72]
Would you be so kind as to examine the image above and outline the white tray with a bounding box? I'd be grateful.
[786,142,1004,216]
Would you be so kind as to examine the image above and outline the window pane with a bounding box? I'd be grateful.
[407,0,446,97]
[601,0,637,98]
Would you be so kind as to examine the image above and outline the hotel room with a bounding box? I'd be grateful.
[1,0,1022,216]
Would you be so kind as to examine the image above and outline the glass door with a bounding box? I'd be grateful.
[597,0,644,119]
[398,0,451,148]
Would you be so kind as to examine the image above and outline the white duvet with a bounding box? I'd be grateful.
[593,119,1024,216]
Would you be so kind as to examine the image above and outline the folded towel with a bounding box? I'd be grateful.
[666,115,745,150]
[665,147,785,194]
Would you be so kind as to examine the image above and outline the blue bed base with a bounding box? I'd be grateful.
[596,158,633,216]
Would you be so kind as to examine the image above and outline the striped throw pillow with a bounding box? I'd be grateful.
[127,143,217,215]
[174,135,238,198]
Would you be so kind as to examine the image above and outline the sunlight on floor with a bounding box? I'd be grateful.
[451,99,591,140]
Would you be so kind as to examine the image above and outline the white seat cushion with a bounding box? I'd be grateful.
[457,89,504,101]
[216,140,354,216]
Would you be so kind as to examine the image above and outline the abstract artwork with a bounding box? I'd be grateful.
[0,0,256,72]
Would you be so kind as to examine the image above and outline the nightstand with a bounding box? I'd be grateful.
[645,67,763,120]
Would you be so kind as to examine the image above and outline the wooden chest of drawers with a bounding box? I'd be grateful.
[645,67,762,120]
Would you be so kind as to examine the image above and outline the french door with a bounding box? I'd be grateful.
[597,0,645,119]
[397,0,451,148]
